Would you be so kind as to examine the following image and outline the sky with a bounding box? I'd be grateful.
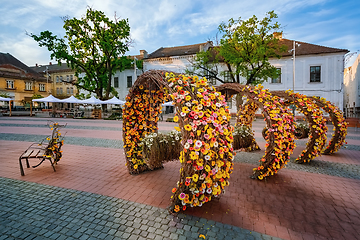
[1,0,359,67]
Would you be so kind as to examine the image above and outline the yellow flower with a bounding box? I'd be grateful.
[192,174,199,182]
[173,116,179,122]
[184,125,192,131]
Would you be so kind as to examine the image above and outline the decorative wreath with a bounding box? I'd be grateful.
[271,91,328,163]
[122,70,234,212]
[217,83,295,180]
[310,97,347,155]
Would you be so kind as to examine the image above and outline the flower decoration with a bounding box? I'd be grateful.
[279,90,328,163]
[217,83,296,180]
[236,101,261,151]
[310,96,347,155]
[166,72,234,212]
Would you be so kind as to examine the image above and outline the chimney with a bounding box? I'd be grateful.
[35,63,38,67]
[273,32,282,40]
[140,50,148,58]
[49,62,52,65]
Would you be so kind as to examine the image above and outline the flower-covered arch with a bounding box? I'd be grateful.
[122,70,235,212]
[217,83,295,180]
[308,97,348,155]
[271,91,328,163]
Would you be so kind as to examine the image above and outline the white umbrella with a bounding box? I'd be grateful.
[162,101,174,106]
[0,97,12,101]
[32,94,61,103]
[60,95,82,104]
[79,96,104,105]
[101,96,125,105]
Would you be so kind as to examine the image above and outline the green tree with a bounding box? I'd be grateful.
[187,11,286,86]
[218,11,286,85]
[29,7,132,100]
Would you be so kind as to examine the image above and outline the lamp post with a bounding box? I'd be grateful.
[134,57,137,81]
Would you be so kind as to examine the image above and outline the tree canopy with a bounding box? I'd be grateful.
[187,11,286,86]
[30,7,132,100]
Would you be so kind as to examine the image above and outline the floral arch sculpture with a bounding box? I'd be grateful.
[235,101,261,151]
[271,91,328,163]
[217,83,295,180]
[122,70,235,212]
[309,96,347,155]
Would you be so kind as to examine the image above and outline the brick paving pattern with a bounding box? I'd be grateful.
[0,116,360,239]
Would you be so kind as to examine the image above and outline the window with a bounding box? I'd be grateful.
[66,75,69,82]
[70,87,74,95]
[226,100,232,109]
[6,80,14,89]
[60,88,63,94]
[56,76,59,83]
[224,71,232,83]
[310,66,321,82]
[60,76,63,83]
[70,75,73,82]
[207,77,216,86]
[39,84,45,92]
[56,88,59,95]
[25,82,33,90]
[271,68,281,83]
[114,77,119,88]
[67,87,70,95]
[127,76,132,88]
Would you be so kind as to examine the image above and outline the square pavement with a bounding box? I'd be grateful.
[0,116,360,240]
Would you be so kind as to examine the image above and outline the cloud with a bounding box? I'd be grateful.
[1,0,359,65]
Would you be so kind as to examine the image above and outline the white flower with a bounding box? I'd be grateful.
[204,155,210,161]
[178,80,183,85]
[213,141,218,147]
[184,143,190,149]
[180,112,186,117]
[216,103,221,108]
[186,102,191,107]
[195,140,203,148]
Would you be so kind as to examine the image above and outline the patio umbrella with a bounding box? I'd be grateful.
[60,95,82,104]
[79,96,104,105]
[162,101,174,106]
[0,97,12,101]
[32,94,62,103]
[101,96,125,105]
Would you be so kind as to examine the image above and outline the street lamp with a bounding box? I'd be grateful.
[134,57,137,81]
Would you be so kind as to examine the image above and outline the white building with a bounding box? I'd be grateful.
[344,53,360,117]
[143,34,348,113]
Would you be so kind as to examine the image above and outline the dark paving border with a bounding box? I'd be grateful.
[0,177,277,240]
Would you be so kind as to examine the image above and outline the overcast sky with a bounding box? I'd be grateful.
[1,0,359,67]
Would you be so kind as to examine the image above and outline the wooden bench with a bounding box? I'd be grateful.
[19,121,66,176]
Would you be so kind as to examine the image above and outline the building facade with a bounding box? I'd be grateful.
[344,53,360,117]
[31,63,78,99]
[142,37,348,113]
[0,52,48,107]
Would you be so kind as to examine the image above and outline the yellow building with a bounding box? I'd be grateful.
[0,52,49,108]
[31,63,78,99]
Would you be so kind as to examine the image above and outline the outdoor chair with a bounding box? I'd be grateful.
[19,121,66,176]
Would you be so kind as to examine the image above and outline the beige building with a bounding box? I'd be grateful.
[0,52,48,108]
[31,63,78,99]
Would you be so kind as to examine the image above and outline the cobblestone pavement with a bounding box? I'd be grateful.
[1,116,360,240]
[0,177,276,240]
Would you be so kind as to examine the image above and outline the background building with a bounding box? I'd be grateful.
[344,53,360,117]
[0,52,48,108]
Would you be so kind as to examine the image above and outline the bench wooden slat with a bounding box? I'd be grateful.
[20,150,34,159]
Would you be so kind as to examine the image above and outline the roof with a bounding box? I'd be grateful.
[146,38,348,61]
[30,63,73,74]
[146,42,213,59]
[278,38,349,57]
[0,52,46,81]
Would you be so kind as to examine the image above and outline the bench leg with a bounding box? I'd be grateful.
[26,158,30,168]
[48,158,56,172]
[19,158,25,176]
